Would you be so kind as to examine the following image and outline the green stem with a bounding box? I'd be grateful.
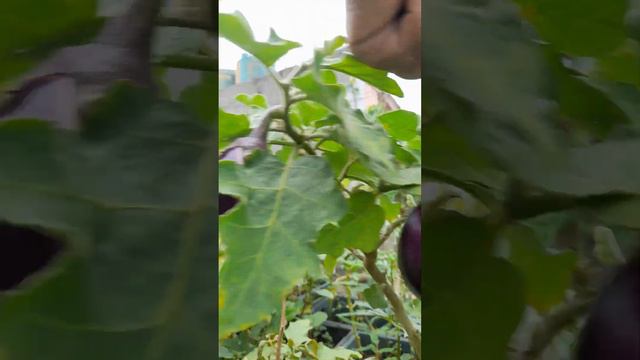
[154,55,216,71]
[363,251,421,360]
[155,16,214,31]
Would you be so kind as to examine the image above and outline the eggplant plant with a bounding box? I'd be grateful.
[218,11,422,359]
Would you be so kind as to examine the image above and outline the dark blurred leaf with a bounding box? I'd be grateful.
[179,72,215,124]
[424,0,560,183]
[0,84,216,358]
[503,225,577,312]
[0,0,101,84]
[516,0,627,56]
[423,210,525,360]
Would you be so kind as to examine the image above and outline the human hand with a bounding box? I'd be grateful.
[346,0,421,79]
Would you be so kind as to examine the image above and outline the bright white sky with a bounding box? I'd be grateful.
[219,0,421,114]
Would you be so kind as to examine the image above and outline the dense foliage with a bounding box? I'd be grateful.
[423,0,640,358]
[218,11,422,359]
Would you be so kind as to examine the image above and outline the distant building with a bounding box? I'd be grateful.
[219,69,235,90]
[219,65,399,114]
[236,53,269,84]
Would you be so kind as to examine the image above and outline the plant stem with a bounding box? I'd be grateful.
[338,156,358,182]
[154,55,216,71]
[376,212,409,250]
[268,140,297,147]
[275,298,287,360]
[520,298,593,359]
[344,271,363,350]
[363,251,421,360]
[156,16,214,31]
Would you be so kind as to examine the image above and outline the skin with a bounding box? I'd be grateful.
[346,0,421,79]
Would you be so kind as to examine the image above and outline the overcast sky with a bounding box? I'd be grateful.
[219,0,421,114]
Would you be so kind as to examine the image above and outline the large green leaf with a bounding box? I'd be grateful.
[315,191,385,256]
[596,39,640,86]
[218,152,347,338]
[595,197,640,230]
[323,55,403,97]
[423,210,525,359]
[218,12,300,67]
[516,0,627,56]
[424,0,559,178]
[0,85,216,359]
[0,0,101,84]
[517,139,640,196]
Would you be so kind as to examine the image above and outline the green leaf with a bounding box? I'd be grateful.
[503,225,577,312]
[289,100,331,127]
[378,110,419,141]
[315,192,385,256]
[0,0,101,83]
[315,343,362,360]
[424,0,559,179]
[179,72,216,124]
[422,121,506,200]
[235,93,268,109]
[517,139,640,196]
[318,36,347,57]
[304,311,328,328]
[323,55,403,97]
[516,0,627,56]
[218,153,347,337]
[284,319,312,347]
[292,71,395,172]
[378,193,401,221]
[423,210,525,359]
[549,53,632,137]
[596,197,640,230]
[596,39,640,86]
[313,288,335,300]
[218,109,250,150]
[0,84,216,358]
[379,167,421,187]
[219,12,301,67]
[363,284,387,309]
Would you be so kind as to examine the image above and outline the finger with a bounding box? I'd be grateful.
[346,0,404,45]
[346,0,421,79]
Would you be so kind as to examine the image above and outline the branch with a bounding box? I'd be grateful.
[519,297,593,359]
[153,55,216,71]
[281,89,316,155]
[155,16,215,31]
[363,251,421,360]
[275,298,287,360]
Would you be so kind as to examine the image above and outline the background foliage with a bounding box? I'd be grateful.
[423,0,640,358]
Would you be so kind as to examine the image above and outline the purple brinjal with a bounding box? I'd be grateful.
[398,205,421,297]
[218,115,272,215]
[576,254,639,360]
